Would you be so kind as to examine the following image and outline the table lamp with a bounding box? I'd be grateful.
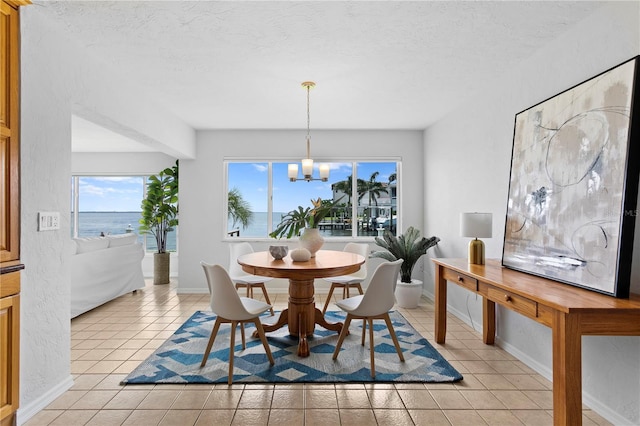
[460,212,492,265]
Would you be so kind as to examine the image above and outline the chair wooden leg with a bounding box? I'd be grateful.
[332,315,353,360]
[368,318,376,378]
[201,317,222,367]
[259,283,275,316]
[323,284,337,314]
[383,313,405,362]
[345,284,350,298]
[361,319,366,346]
[248,286,253,298]
[356,283,364,295]
[240,322,246,349]
[253,319,274,365]
[228,321,237,385]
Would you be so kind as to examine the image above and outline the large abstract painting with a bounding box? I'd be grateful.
[503,56,640,298]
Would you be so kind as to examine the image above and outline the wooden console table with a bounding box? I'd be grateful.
[433,258,640,426]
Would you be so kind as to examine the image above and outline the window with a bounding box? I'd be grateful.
[70,176,177,252]
[226,161,398,238]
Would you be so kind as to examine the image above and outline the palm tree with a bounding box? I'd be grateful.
[333,175,354,205]
[228,187,253,230]
[358,171,388,230]
[358,171,388,209]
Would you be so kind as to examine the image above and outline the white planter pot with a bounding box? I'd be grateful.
[395,279,423,308]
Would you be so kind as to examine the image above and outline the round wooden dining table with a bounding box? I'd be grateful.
[237,249,365,357]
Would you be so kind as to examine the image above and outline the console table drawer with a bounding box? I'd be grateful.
[442,269,478,292]
[482,284,537,319]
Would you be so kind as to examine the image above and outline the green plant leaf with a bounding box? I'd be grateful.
[139,160,179,253]
[371,226,440,283]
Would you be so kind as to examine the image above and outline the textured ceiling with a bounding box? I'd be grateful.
[35,1,605,149]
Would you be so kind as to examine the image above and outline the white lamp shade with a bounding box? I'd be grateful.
[301,158,313,176]
[460,212,492,238]
[288,164,298,179]
[319,164,329,179]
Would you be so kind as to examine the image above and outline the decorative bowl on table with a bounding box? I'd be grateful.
[269,245,289,260]
[290,247,311,262]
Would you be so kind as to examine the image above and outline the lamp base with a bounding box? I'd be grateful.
[468,238,485,265]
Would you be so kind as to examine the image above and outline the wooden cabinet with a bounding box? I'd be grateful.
[0,1,27,425]
[0,273,19,426]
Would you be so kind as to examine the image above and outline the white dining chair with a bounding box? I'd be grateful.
[332,259,404,378]
[199,262,274,384]
[321,242,369,313]
[229,242,275,316]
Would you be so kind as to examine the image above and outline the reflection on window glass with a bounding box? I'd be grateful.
[226,161,398,238]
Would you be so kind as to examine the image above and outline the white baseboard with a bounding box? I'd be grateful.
[425,289,632,425]
[17,375,74,426]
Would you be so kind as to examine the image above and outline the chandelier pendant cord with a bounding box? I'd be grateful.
[289,81,326,182]
[306,83,311,159]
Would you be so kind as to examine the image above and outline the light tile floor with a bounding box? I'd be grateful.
[25,279,611,426]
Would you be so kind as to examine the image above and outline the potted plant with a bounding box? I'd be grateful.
[140,161,178,284]
[371,226,440,308]
[270,196,343,256]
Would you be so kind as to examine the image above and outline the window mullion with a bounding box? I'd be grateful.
[351,162,357,237]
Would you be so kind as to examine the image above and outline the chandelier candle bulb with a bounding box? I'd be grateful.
[288,164,298,181]
[302,158,314,177]
[319,164,330,180]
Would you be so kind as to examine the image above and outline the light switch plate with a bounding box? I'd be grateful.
[38,211,60,231]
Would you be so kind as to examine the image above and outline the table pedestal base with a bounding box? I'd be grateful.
[253,278,343,357]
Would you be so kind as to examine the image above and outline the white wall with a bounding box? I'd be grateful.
[423,3,640,424]
[71,152,176,176]
[18,9,193,423]
[178,130,424,293]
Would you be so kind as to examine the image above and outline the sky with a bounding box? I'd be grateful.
[76,176,145,212]
[74,161,396,212]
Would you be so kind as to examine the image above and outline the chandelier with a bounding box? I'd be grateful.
[288,81,329,182]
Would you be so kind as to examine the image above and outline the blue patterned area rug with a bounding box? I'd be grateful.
[121,310,463,384]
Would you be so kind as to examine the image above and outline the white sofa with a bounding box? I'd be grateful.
[71,233,145,318]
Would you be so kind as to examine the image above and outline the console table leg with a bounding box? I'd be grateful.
[483,298,495,345]
[435,264,447,343]
[552,311,582,426]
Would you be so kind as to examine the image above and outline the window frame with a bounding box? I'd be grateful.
[224,158,401,241]
[70,174,178,253]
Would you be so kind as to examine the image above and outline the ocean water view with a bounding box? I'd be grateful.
[229,211,285,238]
[75,211,177,252]
[75,210,360,249]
